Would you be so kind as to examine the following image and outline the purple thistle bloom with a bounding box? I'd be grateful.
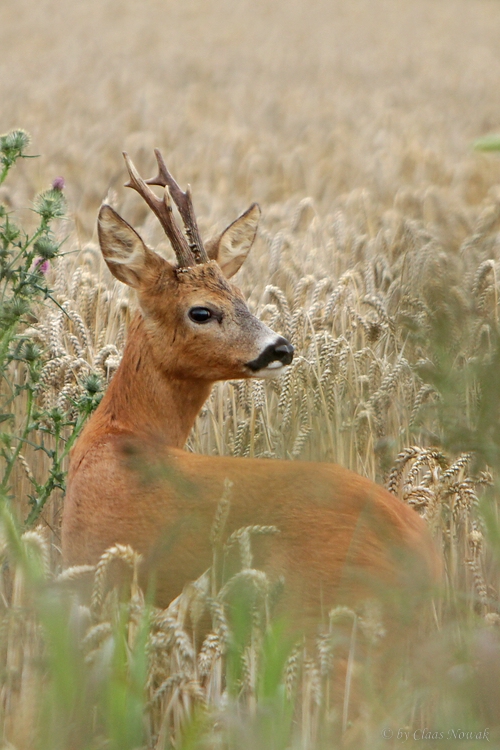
[31,257,50,274]
[52,176,65,191]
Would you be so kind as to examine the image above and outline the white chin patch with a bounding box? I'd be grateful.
[253,362,289,379]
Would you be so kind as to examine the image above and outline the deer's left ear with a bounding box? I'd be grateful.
[207,203,261,279]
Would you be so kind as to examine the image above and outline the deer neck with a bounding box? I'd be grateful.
[95,313,213,449]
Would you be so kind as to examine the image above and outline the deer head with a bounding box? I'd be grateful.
[97,150,294,382]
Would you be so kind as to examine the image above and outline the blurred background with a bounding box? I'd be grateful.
[1,0,500,234]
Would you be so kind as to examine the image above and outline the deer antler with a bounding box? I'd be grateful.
[122,151,196,267]
[146,149,208,264]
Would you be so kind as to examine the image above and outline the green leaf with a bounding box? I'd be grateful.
[473,134,500,152]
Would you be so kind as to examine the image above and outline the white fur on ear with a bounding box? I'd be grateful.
[211,203,261,279]
[98,204,151,288]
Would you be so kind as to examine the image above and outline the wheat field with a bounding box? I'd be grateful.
[2,0,500,747]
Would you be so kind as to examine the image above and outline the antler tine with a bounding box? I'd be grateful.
[122,151,196,267]
[145,149,208,264]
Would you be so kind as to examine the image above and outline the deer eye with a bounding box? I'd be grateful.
[188,307,213,324]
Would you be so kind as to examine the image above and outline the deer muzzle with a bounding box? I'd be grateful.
[246,337,294,374]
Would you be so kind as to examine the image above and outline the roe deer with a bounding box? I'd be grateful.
[62,150,440,635]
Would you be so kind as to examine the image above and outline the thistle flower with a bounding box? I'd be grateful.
[0,129,31,163]
[31,258,50,275]
[33,236,58,260]
[34,187,66,222]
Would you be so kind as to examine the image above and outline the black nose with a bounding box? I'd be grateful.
[273,340,294,365]
[246,336,294,371]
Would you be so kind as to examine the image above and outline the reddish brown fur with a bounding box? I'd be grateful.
[65,431,439,630]
[62,160,441,637]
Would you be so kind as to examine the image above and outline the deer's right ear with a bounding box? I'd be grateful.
[98,204,153,288]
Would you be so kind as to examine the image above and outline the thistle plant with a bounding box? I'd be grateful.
[0,130,103,526]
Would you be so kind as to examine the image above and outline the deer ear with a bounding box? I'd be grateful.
[98,204,154,288]
[207,203,261,279]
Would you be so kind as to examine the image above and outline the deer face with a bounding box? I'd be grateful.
[97,205,293,382]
